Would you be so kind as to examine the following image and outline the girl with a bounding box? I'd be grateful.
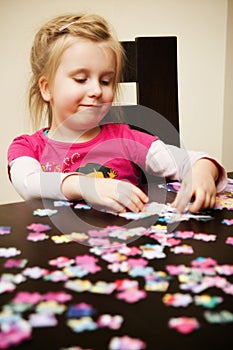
[7,13,227,213]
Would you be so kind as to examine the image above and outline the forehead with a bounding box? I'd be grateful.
[59,38,116,71]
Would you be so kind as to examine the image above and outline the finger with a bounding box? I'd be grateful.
[171,190,191,213]
[203,192,216,210]
[91,197,125,213]
[134,187,149,204]
[103,189,142,213]
[124,195,146,212]
[188,191,206,213]
[171,177,194,212]
[208,187,217,209]
[117,184,148,212]
[210,194,217,208]
[123,185,148,203]
[128,189,149,212]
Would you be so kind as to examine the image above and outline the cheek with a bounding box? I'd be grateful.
[104,88,114,103]
[53,77,82,100]
[58,89,83,108]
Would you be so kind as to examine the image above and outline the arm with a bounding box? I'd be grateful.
[171,157,220,213]
[61,174,148,212]
[9,156,69,200]
[146,140,228,212]
[9,156,148,212]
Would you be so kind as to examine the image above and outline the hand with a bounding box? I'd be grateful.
[171,159,219,213]
[62,175,148,213]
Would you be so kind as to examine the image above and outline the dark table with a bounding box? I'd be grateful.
[0,181,233,350]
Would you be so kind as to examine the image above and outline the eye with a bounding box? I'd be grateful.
[101,80,111,86]
[73,77,87,84]
[101,76,114,86]
[100,72,115,86]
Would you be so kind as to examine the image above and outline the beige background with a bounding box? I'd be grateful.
[1,0,233,204]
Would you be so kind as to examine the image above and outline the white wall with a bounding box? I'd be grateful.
[223,0,233,170]
[1,0,232,204]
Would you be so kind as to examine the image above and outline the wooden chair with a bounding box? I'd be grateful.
[119,37,180,184]
[120,36,180,147]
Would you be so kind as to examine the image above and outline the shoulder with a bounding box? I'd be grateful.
[102,123,158,142]
[10,128,47,145]
[102,123,130,133]
[8,129,47,163]
[102,123,141,137]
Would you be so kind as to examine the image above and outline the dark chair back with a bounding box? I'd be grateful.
[120,37,180,146]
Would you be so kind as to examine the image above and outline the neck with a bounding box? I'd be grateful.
[47,125,101,143]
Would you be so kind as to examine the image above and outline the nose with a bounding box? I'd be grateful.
[87,80,102,98]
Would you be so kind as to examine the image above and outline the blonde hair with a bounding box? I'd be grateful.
[29,13,125,129]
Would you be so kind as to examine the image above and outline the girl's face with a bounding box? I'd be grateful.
[40,39,116,136]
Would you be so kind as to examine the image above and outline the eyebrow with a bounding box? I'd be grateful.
[69,68,115,76]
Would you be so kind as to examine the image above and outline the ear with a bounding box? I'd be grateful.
[39,76,52,102]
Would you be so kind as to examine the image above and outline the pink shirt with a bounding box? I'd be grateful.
[8,123,158,186]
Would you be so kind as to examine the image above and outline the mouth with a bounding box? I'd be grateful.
[78,104,102,110]
[75,103,112,117]
[76,104,111,116]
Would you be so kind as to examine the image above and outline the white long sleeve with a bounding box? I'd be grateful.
[145,140,227,192]
[9,156,75,200]
[9,143,228,201]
